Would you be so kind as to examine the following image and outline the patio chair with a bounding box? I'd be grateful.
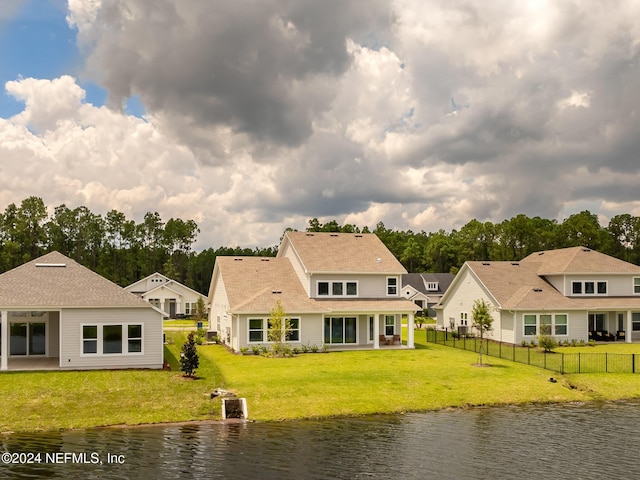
[392,334,401,345]
[617,330,626,341]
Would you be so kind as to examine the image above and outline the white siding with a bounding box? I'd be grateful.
[236,313,324,350]
[438,268,501,341]
[209,273,230,335]
[59,307,163,370]
[513,310,589,344]
[280,243,310,295]
[564,274,638,297]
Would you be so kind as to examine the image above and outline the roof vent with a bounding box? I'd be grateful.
[305,233,314,236]
[376,258,382,263]
[234,258,243,261]
[482,262,490,266]
[271,290,282,294]
[260,258,270,262]
[355,234,363,238]
[582,248,591,252]
[35,263,66,268]
[538,252,545,256]
[330,233,338,237]
[533,288,543,292]
[511,262,519,266]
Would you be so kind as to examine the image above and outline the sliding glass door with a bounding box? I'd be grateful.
[9,322,46,356]
[324,317,357,344]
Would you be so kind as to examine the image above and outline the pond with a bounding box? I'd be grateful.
[1,401,639,479]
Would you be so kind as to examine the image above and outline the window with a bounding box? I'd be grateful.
[83,326,98,354]
[555,315,567,335]
[103,325,122,354]
[460,312,468,326]
[286,318,300,342]
[635,278,640,294]
[524,315,537,336]
[324,317,357,344]
[149,299,160,308]
[387,277,398,296]
[128,325,142,353]
[524,313,568,337]
[248,319,264,342]
[216,315,221,333]
[633,313,640,332]
[317,281,358,297]
[82,324,144,355]
[385,315,395,336]
[571,281,607,296]
[426,282,438,291]
[185,303,192,315]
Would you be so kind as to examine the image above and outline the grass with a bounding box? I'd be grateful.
[3,329,640,433]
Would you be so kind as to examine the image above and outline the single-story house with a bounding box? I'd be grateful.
[208,232,420,352]
[436,246,640,344]
[0,251,164,371]
[125,272,204,318]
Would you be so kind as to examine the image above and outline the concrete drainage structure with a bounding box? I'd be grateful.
[222,398,248,420]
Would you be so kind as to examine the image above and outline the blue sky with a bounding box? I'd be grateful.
[1,1,640,249]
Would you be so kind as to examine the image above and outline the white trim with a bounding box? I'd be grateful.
[571,280,608,296]
[316,280,359,298]
[80,323,145,356]
[246,317,301,344]
[386,276,399,296]
[323,316,358,345]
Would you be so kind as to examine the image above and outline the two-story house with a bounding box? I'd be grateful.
[436,246,640,344]
[207,232,419,351]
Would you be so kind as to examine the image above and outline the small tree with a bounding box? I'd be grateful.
[195,296,207,321]
[538,324,558,353]
[267,300,292,356]
[471,299,493,366]
[180,332,200,377]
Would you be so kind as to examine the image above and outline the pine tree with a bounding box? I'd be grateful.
[180,332,200,377]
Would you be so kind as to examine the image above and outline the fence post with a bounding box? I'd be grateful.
[513,344,515,362]
[578,352,581,374]
[634,354,636,374]
[528,346,530,365]
[561,353,564,374]
[606,353,608,373]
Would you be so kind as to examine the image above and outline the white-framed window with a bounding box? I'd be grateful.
[460,312,468,326]
[387,277,398,296]
[286,318,300,342]
[216,315,221,333]
[633,313,640,332]
[149,298,160,308]
[248,318,264,343]
[317,281,358,297]
[523,314,568,337]
[634,278,640,295]
[185,303,192,315]
[248,317,300,343]
[571,280,607,296]
[323,317,357,344]
[426,282,439,291]
[81,323,144,355]
[385,315,395,336]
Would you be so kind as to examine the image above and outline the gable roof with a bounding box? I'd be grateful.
[0,251,152,308]
[215,257,326,314]
[125,272,203,296]
[278,231,406,274]
[402,273,455,295]
[521,246,640,275]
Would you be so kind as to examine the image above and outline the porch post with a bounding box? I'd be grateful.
[373,314,380,349]
[407,312,415,348]
[627,310,633,344]
[1,311,8,371]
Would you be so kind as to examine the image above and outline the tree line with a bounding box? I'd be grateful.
[0,196,276,294]
[3,197,640,293]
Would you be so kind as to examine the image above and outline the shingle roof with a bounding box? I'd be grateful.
[215,256,419,314]
[521,246,640,274]
[280,231,407,274]
[217,257,324,314]
[0,251,152,308]
[402,273,455,294]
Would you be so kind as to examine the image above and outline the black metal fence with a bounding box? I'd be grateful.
[426,328,640,374]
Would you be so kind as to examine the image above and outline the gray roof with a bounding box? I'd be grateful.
[402,273,455,295]
[0,251,153,308]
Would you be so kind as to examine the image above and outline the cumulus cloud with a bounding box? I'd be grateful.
[2,1,640,249]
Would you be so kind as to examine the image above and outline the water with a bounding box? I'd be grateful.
[2,401,639,479]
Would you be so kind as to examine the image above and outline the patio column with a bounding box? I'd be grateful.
[373,314,380,349]
[627,310,633,344]
[407,312,415,348]
[1,311,7,371]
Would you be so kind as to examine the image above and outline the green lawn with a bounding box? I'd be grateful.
[3,330,640,433]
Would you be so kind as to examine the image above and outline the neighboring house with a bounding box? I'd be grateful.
[436,246,640,345]
[125,273,204,318]
[402,273,455,317]
[208,232,420,351]
[0,251,164,372]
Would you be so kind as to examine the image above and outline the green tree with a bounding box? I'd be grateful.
[471,299,493,366]
[538,323,558,353]
[267,300,292,356]
[180,332,200,377]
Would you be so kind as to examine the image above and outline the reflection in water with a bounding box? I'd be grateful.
[2,401,640,479]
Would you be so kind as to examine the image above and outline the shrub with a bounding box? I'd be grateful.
[252,345,261,355]
[310,344,319,353]
[180,332,199,377]
[521,340,528,347]
[239,347,249,355]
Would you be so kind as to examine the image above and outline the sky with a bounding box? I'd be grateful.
[1,0,640,250]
